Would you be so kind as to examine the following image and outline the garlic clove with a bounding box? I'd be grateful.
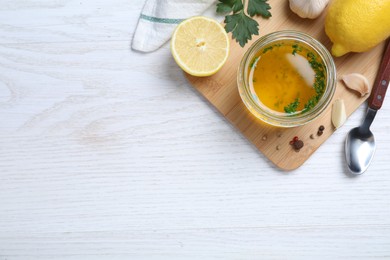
[332,99,347,129]
[289,0,329,19]
[341,73,371,97]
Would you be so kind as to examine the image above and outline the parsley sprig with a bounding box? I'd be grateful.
[216,0,272,47]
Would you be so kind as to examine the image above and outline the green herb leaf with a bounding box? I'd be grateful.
[247,0,272,18]
[292,44,303,55]
[262,46,273,53]
[217,0,272,47]
[250,56,260,68]
[301,51,326,113]
[284,98,300,114]
[216,0,243,14]
[224,11,259,47]
[303,96,318,112]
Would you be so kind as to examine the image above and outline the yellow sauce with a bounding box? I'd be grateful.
[249,42,326,115]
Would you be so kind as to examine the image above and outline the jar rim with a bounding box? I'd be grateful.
[237,30,336,127]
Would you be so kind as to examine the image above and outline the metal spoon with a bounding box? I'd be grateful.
[345,40,390,175]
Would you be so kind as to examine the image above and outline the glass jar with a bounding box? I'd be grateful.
[237,30,336,127]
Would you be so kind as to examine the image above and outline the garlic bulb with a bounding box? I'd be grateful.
[331,99,347,129]
[289,0,330,19]
[341,73,370,97]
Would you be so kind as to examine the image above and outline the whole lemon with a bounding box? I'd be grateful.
[325,0,390,57]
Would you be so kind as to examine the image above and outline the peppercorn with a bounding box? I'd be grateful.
[289,136,304,151]
[317,125,325,136]
[293,140,304,150]
[290,136,299,145]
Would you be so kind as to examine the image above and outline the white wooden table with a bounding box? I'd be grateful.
[1,1,390,259]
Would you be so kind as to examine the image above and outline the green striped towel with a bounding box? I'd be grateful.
[132,0,218,52]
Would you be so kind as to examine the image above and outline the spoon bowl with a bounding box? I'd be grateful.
[345,126,376,175]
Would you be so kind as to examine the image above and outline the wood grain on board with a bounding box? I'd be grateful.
[185,0,385,170]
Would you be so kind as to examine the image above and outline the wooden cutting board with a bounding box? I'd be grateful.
[185,0,385,170]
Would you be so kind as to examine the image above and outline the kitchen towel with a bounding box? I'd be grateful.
[132,0,219,52]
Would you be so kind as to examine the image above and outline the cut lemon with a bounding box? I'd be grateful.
[171,16,230,77]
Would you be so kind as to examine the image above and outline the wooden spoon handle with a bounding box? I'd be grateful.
[368,39,390,110]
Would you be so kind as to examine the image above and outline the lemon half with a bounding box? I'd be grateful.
[171,16,230,77]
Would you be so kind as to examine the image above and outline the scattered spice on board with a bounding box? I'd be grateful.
[262,135,267,141]
[317,125,325,136]
[289,136,304,151]
[293,140,304,150]
[289,136,299,145]
[276,145,281,150]
[310,134,315,139]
